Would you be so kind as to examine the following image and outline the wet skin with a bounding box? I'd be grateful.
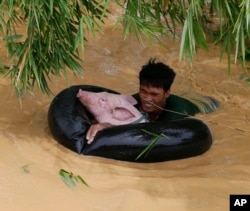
[139,84,170,122]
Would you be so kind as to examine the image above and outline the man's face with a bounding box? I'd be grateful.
[139,84,170,113]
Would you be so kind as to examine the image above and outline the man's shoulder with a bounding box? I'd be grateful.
[167,94,200,115]
[157,94,200,121]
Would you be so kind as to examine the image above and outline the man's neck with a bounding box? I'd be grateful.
[148,110,162,122]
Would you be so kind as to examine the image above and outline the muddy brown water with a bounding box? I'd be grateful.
[1,13,250,211]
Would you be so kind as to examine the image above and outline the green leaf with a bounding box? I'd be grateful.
[135,129,169,161]
[136,136,161,160]
[193,19,208,50]
[21,164,32,173]
[59,169,89,188]
[76,175,89,187]
[3,34,23,42]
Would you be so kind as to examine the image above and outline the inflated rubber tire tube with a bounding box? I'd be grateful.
[48,85,213,163]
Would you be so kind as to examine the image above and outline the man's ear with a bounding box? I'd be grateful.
[164,89,171,98]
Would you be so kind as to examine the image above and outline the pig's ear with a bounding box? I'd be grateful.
[76,89,83,97]
[121,94,138,105]
[112,107,135,121]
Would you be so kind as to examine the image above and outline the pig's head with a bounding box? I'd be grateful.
[77,89,111,116]
[77,89,144,125]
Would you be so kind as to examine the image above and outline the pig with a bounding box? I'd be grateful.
[76,89,147,125]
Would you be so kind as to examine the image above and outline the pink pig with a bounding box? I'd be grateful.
[76,89,147,125]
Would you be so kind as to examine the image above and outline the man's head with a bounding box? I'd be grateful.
[138,58,176,116]
[139,58,176,91]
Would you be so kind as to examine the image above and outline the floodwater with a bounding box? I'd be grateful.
[1,9,250,211]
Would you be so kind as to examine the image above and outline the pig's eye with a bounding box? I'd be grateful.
[100,98,106,102]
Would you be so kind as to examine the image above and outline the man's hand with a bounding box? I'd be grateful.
[86,123,112,144]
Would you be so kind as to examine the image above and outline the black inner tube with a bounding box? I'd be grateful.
[48,85,213,162]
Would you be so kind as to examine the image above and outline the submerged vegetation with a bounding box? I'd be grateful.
[0,0,249,96]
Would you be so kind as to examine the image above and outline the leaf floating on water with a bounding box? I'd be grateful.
[59,169,89,188]
[76,175,89,187]
[59,169,75,188]
[21,164,32,173]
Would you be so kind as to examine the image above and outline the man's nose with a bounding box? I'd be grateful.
[143,94,152,101]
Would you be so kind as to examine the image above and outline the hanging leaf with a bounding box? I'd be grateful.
[1,0,250,98]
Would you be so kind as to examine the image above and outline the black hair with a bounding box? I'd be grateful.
[139,58,176,91]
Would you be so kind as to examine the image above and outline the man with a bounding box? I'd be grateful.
[86,58,199,144]
[134,57,176,122]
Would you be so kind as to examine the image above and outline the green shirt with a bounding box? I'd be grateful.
[132,93,200,122]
